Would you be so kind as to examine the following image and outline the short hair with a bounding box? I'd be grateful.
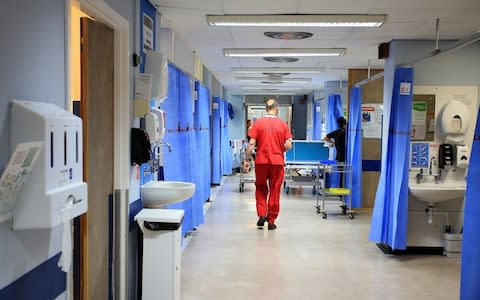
[337,117,347,128]
[266,98,278,111]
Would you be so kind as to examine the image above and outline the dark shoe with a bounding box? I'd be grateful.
[268,223,277,230]
[256,217,267,227]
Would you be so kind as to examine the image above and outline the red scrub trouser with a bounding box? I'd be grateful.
[255,164,284,224]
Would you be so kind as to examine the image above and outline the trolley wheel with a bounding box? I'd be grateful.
[316,207,321,214]
[348,213,354,219]
[322,212,327,219]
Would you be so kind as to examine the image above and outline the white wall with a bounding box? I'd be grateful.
[174,35,195,76]
[0,0,67,293]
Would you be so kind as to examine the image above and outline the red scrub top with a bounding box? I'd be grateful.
[248,116,292,165]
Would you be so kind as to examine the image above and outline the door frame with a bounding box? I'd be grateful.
[65,0,130,299]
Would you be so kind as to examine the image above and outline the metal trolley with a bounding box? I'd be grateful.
[315,163,354,219]
[239,147,255,192]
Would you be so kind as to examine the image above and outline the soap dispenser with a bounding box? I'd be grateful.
[456,145,469,168]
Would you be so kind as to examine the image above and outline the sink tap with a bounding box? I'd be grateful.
[160,141,172,152]
[416,168,424,184]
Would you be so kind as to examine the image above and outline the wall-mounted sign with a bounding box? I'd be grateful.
[411,102,427,140]
[361,103,383,139]
[400,82,412,95]
[143,13,154,53]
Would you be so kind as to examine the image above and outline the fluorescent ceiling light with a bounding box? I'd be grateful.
[232,67,325,74]
[224,48,346,57]
[236,77,312,83]
[240,86,306,90]
[241,92,298,95]
[207,14,386,28]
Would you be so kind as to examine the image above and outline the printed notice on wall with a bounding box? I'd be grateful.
[0,142,43,222]
[411,102,427,140]
[134,73,153,117]
[361,104,383,139]
[143,14,154,53]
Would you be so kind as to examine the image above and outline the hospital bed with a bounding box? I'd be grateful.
[284,140,330,194]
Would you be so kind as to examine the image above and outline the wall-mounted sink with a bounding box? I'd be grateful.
[409,184,465,204]
[141,181,195,208]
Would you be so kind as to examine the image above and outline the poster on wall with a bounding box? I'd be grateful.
[361,103,383,139]
[143,13,154,53]
[411,102,427,140]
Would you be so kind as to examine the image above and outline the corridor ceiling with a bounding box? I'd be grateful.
[151,0,480,95]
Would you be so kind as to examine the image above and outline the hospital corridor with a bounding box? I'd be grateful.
[181,177,460,300]
[1,0,480,300]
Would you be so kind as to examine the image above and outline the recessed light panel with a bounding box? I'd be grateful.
[224,48,346,57]
[207,14,386,27]
[232,67,325,74]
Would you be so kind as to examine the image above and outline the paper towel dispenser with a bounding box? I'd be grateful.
[9,100,88,230]
[145,51,169,103]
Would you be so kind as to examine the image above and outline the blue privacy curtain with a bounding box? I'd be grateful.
[326,94,343,187]
[161,64,204,234]
[369,67,414,250]
[194,81,211,206]
[460,107,480,299]
[211,96,221,184]
[312,100,322,140]
[346,87,363,208]
[221,99,233,175]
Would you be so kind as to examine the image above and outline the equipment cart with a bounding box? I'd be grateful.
[239,146,255,192]
[315,162,354,219]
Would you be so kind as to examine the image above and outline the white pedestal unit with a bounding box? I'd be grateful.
[135,209,184,300]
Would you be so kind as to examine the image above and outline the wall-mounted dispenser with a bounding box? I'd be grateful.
[145,51,169,103]
[439,144,454,169]
[455,145,469,168]
[131,128,151,165]
[440,100,471,144]
[145,108,166,144]
[9,100,88,230]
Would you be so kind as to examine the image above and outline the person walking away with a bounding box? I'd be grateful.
[324,117,347,187]
[243,99,292,230]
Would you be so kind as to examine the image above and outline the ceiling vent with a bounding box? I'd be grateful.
[263,72,291,76]
[263,57,298,63]
[264,32,313,40]
[261,81,283,84]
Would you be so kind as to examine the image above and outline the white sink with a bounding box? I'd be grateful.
[141,181,195,208]
[409,184,465,204]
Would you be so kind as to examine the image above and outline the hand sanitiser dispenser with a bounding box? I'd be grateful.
[145,108,166,144]
[9,100,88,230]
